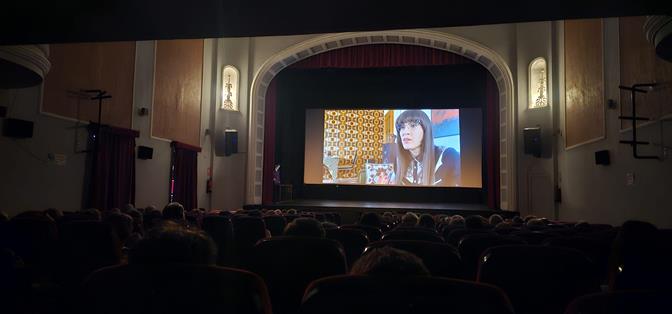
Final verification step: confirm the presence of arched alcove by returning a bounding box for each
[246,30,516,210]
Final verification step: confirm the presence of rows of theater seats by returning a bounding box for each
[1,206,671,314]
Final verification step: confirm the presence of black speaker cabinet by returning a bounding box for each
[137,146,154,159]
[523,127,541,157]
[3,118,34,138]
[224,129,238,156]
[0,106,7,118]
[595,150,610,165]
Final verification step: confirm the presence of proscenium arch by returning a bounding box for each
[246,30,516,210]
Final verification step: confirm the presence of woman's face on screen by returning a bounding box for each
[399,120,424,152]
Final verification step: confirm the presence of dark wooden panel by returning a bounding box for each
[152,39,203,147]
[42,42,136,128]
[619,16,672,129]
[564,19,605,148]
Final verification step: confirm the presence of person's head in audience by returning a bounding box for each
[574,221,590,232]
[401,212,419,226]
[511,216,524,225]
[489,214,503,226]
[273,209,283,216]
[123,203,136,213]
[465,215,485,229]
[129,221,217,265]
[44,208,63,222]
[105,213,134,242]
[283,217,325,238]
[360,212,382,228]
[321,221,338,230]
[80,208,102,221]
[163,202,185,221]
[448,215,464,226]
[494,221,513,231]
[286,208,298,215]
[145,205,158,213]
[523,215,537,223]
[0,211,8,223]
[417,214,435,229]
[350,246,430,277]
[526,218,546,230]
[124,208,144,232]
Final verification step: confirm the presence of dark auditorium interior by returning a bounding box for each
[2,1,672,314]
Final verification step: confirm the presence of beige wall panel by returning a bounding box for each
[152,39,203,146]
[565,19,605,148]
[42,42,136,128]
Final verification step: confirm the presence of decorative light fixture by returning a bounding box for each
[221,65,239,111]
[528,57,548,109]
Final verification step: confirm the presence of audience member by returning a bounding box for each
[286,208,298,215]
[526,218,546,231]
[448,215,464,226]
[489,214,503,226]
[417,214,435,230]
[162,202,186,221]
[401,212,419,226]
[283,217,325,238]
[465,215,486,229]
[350,246,430,277]
[105,213,134,243]
[129,221,217,265]
[80,208,102,221]
[44,208,63,222]
[360,212,383,229]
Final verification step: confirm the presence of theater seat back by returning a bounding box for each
[301,275,514,314]
[249,237,346,314]
[478,245,600,314]
[84,264,272,314]
[366,240,464,279]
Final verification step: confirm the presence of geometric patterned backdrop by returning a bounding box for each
[324,109,384,178]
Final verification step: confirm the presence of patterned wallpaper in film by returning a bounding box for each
[324,110,384,178]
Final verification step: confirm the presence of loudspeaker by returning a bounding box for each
[3,118,34,138]
[523,127,541,157]
[595,150,610,165]
[0,106,7,118]
[137,146,153,159]
[224,129,238,156]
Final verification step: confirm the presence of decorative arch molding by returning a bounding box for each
[246,29,516,210]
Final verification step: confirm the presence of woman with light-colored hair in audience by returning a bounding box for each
[489,214,503,226]
[401,212,419,227]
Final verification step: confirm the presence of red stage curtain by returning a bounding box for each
[262,80,278,204]
[170,141,201,210]
[88,124,139,210]
[262,44,500,209]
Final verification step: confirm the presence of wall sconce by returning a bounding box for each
[222,65,239,111]
[528,57,548,109]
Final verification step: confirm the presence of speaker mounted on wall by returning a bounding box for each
[3,118,34,138]
[595,150,610,165]
[137,146,154,159]
[224,129,238,156]
[523,127,542,158]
